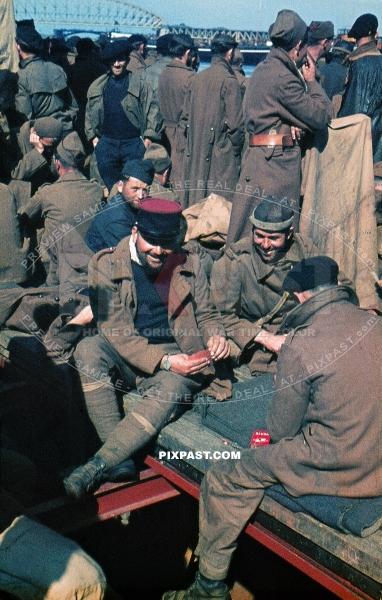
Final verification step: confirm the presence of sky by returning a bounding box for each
[136,0,381,34]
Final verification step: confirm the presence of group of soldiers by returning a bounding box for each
[0,7,382,600]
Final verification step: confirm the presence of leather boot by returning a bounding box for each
[162,572,231,600]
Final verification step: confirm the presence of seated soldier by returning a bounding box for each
[144,142,179,202]
[85,159,154,253]
[163,256,382,600]
[211,198,350,375]
[63,198,231,499]
[10,116,63,195]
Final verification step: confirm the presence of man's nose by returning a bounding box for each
[262,238,272,249]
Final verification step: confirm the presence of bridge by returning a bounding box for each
[14,0,269,44]
[14,0,164,34]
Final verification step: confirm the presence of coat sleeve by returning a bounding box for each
[89,252,168,374]
[278,74,332,132]
[223,75,245,155]
[266,337,312,441]
[15,74,33,122]
[11,148,47,180]
[188,254,227,345]
[210,251,262,350]
[140,79,163,141]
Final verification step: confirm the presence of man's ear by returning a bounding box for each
[131,226,138,243]
[117,180,123,194]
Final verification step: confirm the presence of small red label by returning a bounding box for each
[250,430,271,447]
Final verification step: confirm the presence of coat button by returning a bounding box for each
[206,157,209,162]
[68,297,73,302]
[246,177,250,182]
[38,294,43,298]
[54,296,59,302]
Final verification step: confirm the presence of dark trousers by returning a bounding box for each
[95,136,145,191]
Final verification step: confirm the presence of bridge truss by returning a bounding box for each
[14,0,163,33]
[165,26,270,45]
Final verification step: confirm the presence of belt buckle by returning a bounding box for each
[268,129,277,148]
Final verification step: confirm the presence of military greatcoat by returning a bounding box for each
[182,56,244,206]
[227,46,332,245]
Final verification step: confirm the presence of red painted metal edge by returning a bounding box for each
[245,521,374,600]
[145,456,374,600]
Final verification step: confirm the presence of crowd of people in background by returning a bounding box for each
[0,7,382,600]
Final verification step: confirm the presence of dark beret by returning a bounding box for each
[308,21,334,40]
[250,197,294,231]
[16,25,44,54]
[348,14,378,40]
[121,159,155,185]
[100,39,131,63]
[171,34,195,49]
[137,198,182,242]
[269,9,307,51]
[282,256,339,294]
[211,33,238,53]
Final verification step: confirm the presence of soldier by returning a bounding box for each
[306,20,335,82]
[142,34,174,101]
[182,33,244,206]
[127,34,148,75]
[15,23,78,133]
[227,9,332,245]
[163,256,382,600]
[338,13,382,162]
[158,33,196,207]
[63,198,231,499]
[11,116,63,195]
[19,132,104,244]
[85,39,162,192]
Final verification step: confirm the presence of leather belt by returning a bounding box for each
[249,133,294,147]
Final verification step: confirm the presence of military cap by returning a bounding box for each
[211,33,238,53]
[171,34,195,49]
[348,14,378,40]
[121,159,155,185]
[100,39,131,63]
[308,21,334,40]
[144,144,171,173]
[250,197,294,231]
[282,256,339,293]
[269,9,308,51]
[33,117,63,140]
[156,33,174,55]
[16,24,45,54]
[136,198,182,243]
[56,132,85,168]
[128,34,148,49]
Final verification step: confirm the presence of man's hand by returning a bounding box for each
[92,137,99,148]
[29,129,45,154]
[290,126,304,142]
[68,306,93,325]
[254,330,287,355]
[143,138,152,150]
[207,335,230,361]
[160,353,212,376]
[301,53,316,83]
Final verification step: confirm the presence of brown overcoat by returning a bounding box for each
[227,46,332,245]
[257,285,382,498]
[89,236,232,399]
[182,56,244,206]
[210,234,319,374]
[158,59,195,206]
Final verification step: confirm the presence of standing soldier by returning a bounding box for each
[182,33,244,206]
[127,34,148,75]
[227,10,332,245]
[158,34,196,207]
